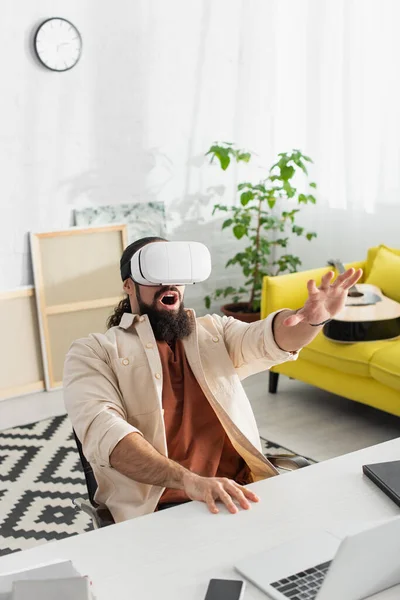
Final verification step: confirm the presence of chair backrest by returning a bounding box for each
[72,429,98,507]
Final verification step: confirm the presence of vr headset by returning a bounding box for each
[121,241,212,286]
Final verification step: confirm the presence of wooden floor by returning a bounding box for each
[244,372,400,461]
[2,373,400,463]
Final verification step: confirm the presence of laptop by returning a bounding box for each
[363,460,400,508]
[235,516,400,600]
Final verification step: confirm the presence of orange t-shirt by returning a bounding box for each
[157,339,251,505]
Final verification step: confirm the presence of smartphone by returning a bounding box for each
[204,578,246,600]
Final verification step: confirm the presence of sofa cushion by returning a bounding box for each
[365,245,400,303]
[365,245,400,280]
[301,333,390,378]
[369,343,400,392]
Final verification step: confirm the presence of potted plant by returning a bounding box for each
[204,143,318,322]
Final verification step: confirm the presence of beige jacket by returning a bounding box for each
[63,309,298,523]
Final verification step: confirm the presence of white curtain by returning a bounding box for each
[145,0,400,219]
[202,0,400,215]
[266,0,400,214]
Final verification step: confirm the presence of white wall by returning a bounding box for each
[0,0,247,314]
[1,0,399,315]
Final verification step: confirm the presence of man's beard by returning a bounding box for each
[135,285,193,343]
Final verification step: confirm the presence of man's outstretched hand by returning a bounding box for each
[282,268,363,327]
[183,472,260,514]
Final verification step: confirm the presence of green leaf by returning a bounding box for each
[274,253,303,275]
[267,198,276,209]
[237,152,251,163]
[240,191,254,206]
[204,296,211,309]
[278,156,289,169]
[298,193,307,204]
[214,289,224,298]
[282,208,300,223]
[233,224,247,239]
[280,165,295,180]
[307,194,317,204]
[242,214,252,227]
[259,238,272,254]
[310,182,317,189]
[222,218,233,229]
[306,232,317,241]
[212,204,228,215]
[206,146,231,170]
[295,160,308,175]
[244,278,255,286]
[223,286,237,297]
[292,225,304,236]
[283,180,296,198]
[303,155,313,162]
[218,151,230,170]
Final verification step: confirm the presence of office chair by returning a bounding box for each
[72,429,115,529]
[267,454,311,471]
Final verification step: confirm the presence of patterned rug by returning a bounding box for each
[0,415,314,557]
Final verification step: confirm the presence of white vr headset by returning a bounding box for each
[121,241,212,286]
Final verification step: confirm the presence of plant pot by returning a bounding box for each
[221,302,260,323]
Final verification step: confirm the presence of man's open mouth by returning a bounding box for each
[158,291,180,309]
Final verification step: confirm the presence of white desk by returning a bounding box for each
[0,439,399,599]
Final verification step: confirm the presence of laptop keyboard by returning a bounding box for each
[270,560,332,599]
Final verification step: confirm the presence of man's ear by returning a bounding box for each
[123,279,135,295]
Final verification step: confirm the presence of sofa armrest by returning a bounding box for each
[261,260,366,319]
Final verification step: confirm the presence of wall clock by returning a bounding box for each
[34,18,82,72]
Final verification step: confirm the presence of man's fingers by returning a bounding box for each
[307,279,319,295]
[224,482,251,510]
[331,267,356,288]
[331,268,354,287]
[230,482,261,505]
[319,271,334,290]
[203,481,260,514]
[236,485,260,503]
[205,492,219,514]
[342,268,363,290]
[218,487,239,514]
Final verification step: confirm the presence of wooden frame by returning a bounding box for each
[0,286,45,400]
[31,224,128,390]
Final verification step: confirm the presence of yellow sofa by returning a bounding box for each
[261,247,400,417]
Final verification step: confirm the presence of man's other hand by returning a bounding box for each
[282,268,363,327]
[183,472,260,514]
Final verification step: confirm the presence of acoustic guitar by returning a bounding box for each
[323,259,400,343]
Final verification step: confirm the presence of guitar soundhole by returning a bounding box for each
[347,291,363,298]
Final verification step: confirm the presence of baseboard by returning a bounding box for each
[0,389,66,431]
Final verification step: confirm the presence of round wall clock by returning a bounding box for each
[34,18,82,72]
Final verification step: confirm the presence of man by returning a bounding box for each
[64,237,362,523]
